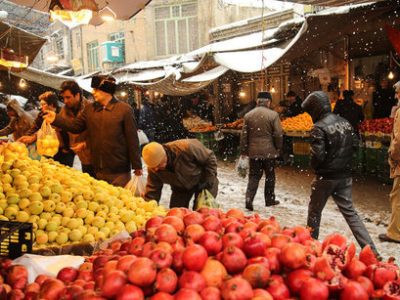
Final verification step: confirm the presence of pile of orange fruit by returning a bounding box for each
[281,113,313,132]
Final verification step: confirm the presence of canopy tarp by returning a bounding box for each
[182,66,229,82]
[6,0,152,26]
[0,21,46,69]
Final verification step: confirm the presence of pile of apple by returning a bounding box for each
[2,207,399,300]
[0,142,166,247]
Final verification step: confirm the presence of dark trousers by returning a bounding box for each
[170,186,200,209]
[53,151,75,167]
[82,164,96,178]
[96,171,131,187]
[307,177,377,253]
[245,158,276,206]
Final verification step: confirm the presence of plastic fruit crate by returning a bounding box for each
[0,221,32,259]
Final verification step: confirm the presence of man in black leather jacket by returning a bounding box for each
[302,91,378,255]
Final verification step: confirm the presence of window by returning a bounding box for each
[87,40,99,72]
[56,38,64,59]
[108,32,125,64]
[155,2,198,56]
[76,32,81,49]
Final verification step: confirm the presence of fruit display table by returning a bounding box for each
[1,207,397,299]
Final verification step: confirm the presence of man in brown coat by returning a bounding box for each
[59,80,94,177]
[240,91,283,211]
[142,139,218,208]
[44,75,142,187]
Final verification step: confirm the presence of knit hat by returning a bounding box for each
[142,142,166,169]
[257,91,272,100]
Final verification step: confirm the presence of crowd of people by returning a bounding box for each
[1,76,399,255]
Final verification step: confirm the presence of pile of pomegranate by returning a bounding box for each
[0,207,399,300]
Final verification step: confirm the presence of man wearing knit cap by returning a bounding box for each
[142,139,218,208]
[240,91,283,211]
[44,75,142,187]
[379,81,400,244]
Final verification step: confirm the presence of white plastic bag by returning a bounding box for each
[235,155,249,178]
[12,254,84,283]
[125,175,146,197]
[138,129,149,146]
[36,120,59,157]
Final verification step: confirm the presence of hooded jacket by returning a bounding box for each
[0,99,34,140]
[302,91,354,179]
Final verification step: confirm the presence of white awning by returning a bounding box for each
[182,66,229,82]
[115,70,166,83]
[213,20,307,73]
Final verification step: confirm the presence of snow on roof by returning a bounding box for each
[313,1,376,15]
[222,0,297,10]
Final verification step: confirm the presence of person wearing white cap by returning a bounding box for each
[142,139,218,208]
[380,81,400,244]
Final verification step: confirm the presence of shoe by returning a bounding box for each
[378,233,400,244]
[245,201,254,211]
[266,201,280,207]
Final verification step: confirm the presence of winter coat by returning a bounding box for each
[240,105,283,159]
[53,97,142,174]
[145,139,218,202]
[373,87,396,119]
[58,97,91,165]
[302,91,354,179]
[389,107,400,178]
[0,100,34,140]
[333,98,364,132]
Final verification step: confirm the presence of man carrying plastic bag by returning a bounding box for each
[142,139,218,209]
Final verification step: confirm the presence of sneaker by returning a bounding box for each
[266,201,280,207]
[378,233,400,244]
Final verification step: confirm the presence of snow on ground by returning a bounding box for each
[157,162,399,262]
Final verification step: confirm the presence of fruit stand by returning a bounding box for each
[1,142,400,299]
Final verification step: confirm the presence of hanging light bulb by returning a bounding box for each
[239,91,246,98]
[120,91,127,97]
[19,78,27,89]
[270,86,276,93]
[388,71,395,80]
[100,7,116,22]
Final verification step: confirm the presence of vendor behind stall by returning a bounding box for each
[373,78,396,119]
[283,91,303,118]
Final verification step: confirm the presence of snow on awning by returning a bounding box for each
[131,74,218,96]
[114,70,166,83]
[213,20,307,73]
[182,66,229,82]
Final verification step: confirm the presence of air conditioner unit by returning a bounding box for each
[101,41,124,63]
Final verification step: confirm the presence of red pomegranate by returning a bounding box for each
[150,249,173,269]
[200,286,222,300]
[221,276,254,300]
[57,267,78,283]
[183,211,204,226]
[116,284,144,300]
[7,265,28,290]
[155,224,178,244]
[202,215,223,232]
[128,257,157,287]
[220,246,248,274]
[346,258,367,279]
[242,263,270,288]
[128,237,146,256]
[279,242,306,269]
[300,278,329,300]
[199,231,223,255]
[286,268,313,294]
[184,224,205,243]
[117,255,137,273]
[383,280,400,300]
[101,270,127,298]
[340,280,369,300]
[163,216,185,233]
[145,216,164,230]
[150,292,174,300]
[178,271,206,292]
[39,278,66,300]
[359,245,378,267]
[182,244,208,271]
[222,232,244,249]
[243,233,270,258]
[174,288,202,300]
[155,268,178,294]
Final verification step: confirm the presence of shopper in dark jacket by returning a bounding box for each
[143,139,218,208]
[284,91,303,117]
[302,91,378,255]
[333,90,364,134]
[45,75,142,187]
[373,78,396,119]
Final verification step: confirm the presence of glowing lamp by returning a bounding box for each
[0,48,28,70]
[388,71,395,80]
[239,91,246,98]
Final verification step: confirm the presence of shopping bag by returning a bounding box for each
[27,142,41,160]
[125,175,146,197]
[36,120,59,157]
[235,155,249,178]
[138,129,149,146]
[194,189,219,210]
